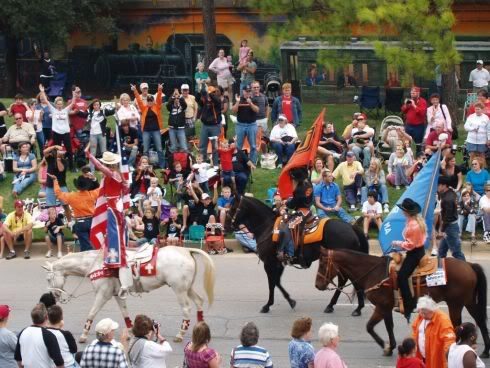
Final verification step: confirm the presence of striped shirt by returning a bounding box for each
[231,345,273,368]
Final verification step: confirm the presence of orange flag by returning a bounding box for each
[277,109,326,199]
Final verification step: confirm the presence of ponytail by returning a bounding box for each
[456,322,477,343]
[397,337,416,357]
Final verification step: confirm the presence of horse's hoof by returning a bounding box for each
[382,348,393,357]
[324,306,334,313]
[173,336,183,343]
[288,299,297,309]
[260,305,270,313]
[351,309,362,317]
[480,351,490,359]
[79,336,87,344]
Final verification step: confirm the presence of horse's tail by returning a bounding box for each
[471,263,487,321]
[188,248,215,306]
[351,224,369,254]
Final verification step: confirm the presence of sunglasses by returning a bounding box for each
[357,118,365,121]
[472,163,479,166]
[15,117,22,120]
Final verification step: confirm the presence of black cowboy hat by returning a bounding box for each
[397,198,421,215]
[73,176,94,191]
[289,167,308,181]
[438,176,452,186]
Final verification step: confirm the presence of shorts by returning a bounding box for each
[466,143,487,153]
[221,170,235,182]
[48,233,64,243]
[217,75,234,89]
[46,186,68,206]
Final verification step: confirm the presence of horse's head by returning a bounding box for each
[225,195,242,233]
[315,249,338,291]
[42,260,67,302]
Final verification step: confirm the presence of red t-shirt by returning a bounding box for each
[467,100,490,117]
[68,98,88,131]
[10,104,28,122]
[218,147,234,171]
[396,356,425,368]
[401,97,427,126]
[281,96,294,123]
[426,129,452,148]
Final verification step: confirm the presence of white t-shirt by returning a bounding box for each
[89,111,105,135]
[269,123,298,142]
[362,201,382,216]
[48,105,71,134]
[133,340,172,368]
[479,195,490,210]
[464,113,490,145]
[208,57,232,79]
[448,342,486,368]
[26,110,43,132]
[418,319,430,358]
[469,68,490,88]
[351,126,375,142]
[147,186,163,207]
[192,163,210,183]
[117,105,140,128]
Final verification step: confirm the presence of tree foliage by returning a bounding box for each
[253,0,461,86]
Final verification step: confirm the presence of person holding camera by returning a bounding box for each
[127,314,172,368]
[130,155,156,198]
[167,88,188,153]
[198,86,222,166]
[382,125,412,152]
[401,87,427,154]
[424,120,452,157]
[269,114,298,168]
[348,113,374,169]
[425,93,452,139]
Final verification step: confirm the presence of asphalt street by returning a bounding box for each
[3,251,490,368]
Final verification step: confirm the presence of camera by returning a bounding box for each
[152,320,160,331]
[451,144,460,154]
[406,99,412,104]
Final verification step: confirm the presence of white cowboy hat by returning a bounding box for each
[99,151,121,165]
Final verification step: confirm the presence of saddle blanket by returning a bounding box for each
[272,217,328,245]
[131,245,159,277]
[389,256,446,292]
[89,268,118,281]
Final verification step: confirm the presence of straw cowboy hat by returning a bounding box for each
[99,151,121,165]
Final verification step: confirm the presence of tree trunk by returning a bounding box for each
[202,0,217,68]
[441,66,459,133]
[5,34,18,96]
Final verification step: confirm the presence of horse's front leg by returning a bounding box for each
[80,282,114,343]
[276,263,296,309]
[366,305,386,353]
[382,309,397,356]
[261,260,277,313]
[115,295,133,329]
[324,275,346,313]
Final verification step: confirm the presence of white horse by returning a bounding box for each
[42,246,215,343]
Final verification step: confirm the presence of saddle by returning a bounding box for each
[388,254,445,306]
[272,216,328,249]
[126,243,154,265]
[127,244,159,291]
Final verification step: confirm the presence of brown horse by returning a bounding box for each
[315,249,490,358]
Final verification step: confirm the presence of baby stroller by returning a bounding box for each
[264,72,282,106]
[376,115,404,161]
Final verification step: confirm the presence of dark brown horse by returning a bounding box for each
[229,196,369,314]
[315,249,490,358]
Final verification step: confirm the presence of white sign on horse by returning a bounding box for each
[109,249,119,263]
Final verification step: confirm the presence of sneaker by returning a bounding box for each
[57,252,63,259]
[484,232,490,243]
[277,164,282,169]
[350,204,356,211]
[396,185,401,190]
[45,250,52,258]
[24,251,30,259]
[217,248,228,255]
[6,251,16,260]
[208,249,217,255]
[383,203,390,213]
[431,249,438,257]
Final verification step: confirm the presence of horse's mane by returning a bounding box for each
[239,196,275,228]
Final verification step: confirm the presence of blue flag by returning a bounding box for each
[379,149,441,255]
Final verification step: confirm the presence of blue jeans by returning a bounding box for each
[438,222,465,261]
[142,130,165,168]
[36,131,45,155]
[361,184,389,204]
[279,223,295,257]
[123,146,138,167]
[405,124,425,153]
[236,122,258,164]
[73,218,93,252]
[46,186,68,206]
[200,124,221,165]
[317,207,353,223]
[343,174,363,206]
[271,141,295,164]
[235,171,249,195]
[13,173,37,195]
[351,145,371,168]
[169,128,188,152]
[234,231,257,252]
[89,133,107,171]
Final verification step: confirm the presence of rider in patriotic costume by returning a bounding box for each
[87,147,132,299]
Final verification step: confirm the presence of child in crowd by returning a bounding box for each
[138,199,162,246]
[147,177,164,210]
[138,199,153,219]
[218,139,236,189]
[45,207,65,258]
[238,39,251,64]
[192,153,211,193]
[126,209,143,244]
[458,189,478,245]
[396,337,425,368]
[217,186,234,229]
[387,145,412,189]
[165,207,183,245]
[361,191,382,238]
[46,305,78,368]
[168,161,186,205]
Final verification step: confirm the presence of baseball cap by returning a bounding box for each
[277,114,288,122]
[346,151,355,158]
[0,305,11,319]
[201,193,211,200]
[140,82,149,90]
[411,86,421,93]
[244,85,252,92]
[477,60,484,65]
[181,84,190,90]
[95,318,119,334]
[14,200,24,208]
[357,113,367,120]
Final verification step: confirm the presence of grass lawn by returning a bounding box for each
[0,98,466,241]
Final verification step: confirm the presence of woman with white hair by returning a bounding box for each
[411,296,456,368]
[314,322,347,368]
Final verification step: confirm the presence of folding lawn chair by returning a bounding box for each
[184,224,205,248]
[359,86,382,118]
[384,88,404,116]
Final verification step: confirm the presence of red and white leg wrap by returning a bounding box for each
[124,317,133,328]
[197,310,204,322]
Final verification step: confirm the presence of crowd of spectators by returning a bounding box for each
[0,294,485,367]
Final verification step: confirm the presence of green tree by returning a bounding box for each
[254,0,461,126]
[0,0,121,95]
